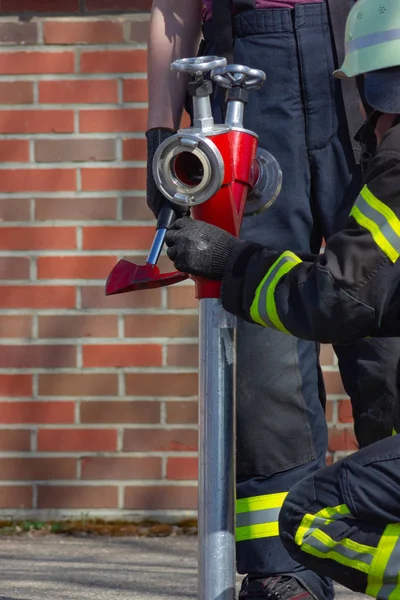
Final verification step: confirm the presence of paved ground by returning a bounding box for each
[0,536,369,600]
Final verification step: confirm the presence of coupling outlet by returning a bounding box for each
[245,148,283,216]
[152,131,225,208]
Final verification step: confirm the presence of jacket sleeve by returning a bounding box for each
[221,132,400,343]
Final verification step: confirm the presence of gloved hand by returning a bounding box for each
[165,217,241,280]
[146,127,177,218]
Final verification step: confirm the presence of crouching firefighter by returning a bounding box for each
[164,1,400,597]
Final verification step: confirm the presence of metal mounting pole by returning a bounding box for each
[198,297,237,600]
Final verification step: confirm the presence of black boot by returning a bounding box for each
[239,575,317,600]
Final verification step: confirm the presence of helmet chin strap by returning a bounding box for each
[354,75,383,179]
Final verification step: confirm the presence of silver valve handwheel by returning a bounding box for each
[171,56,227,76]
[211,64,266,90]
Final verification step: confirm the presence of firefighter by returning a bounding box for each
[165,0,400,349]
[165,4,400,594]
[147,0,400,598]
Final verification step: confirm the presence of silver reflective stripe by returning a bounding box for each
[347,27,400,53]
[307,535,375,566]
[256,252,299,329]
[236,507,280,529]
[378,537,400,599]
[354,194,400,254]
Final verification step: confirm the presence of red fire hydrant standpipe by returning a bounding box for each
[105,55,282,600]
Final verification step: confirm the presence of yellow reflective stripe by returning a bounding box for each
[311,528,376,557]
[350,205,399,263]
[361,186,400,239]
[315,504,351,520]
[301,543,371,575]
[350,185,400,263]
[294,504,351,546]
[236,522,279,542]
[250,251,302,332]
[236,492,288,514]
[366,524,400,597]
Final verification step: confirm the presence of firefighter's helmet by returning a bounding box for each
[334,0,400,113]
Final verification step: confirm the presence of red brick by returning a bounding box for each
[0,345,75,369]
[80,49,147,73]
[166,401,198,425]
[37,256,117,280]
[121,197,151,220]
[326,453,334,466]
[0,0,79,11]
[323,371,346,395]
[167,457,198,480]
[81,456,161,480]
[0,170,76,193]
[123,80,148,103]
[338,400,354,424]
[0,402,74,424]
[122,138,146,161]
[39,373,118,397]
[127,18,150,44]
[0,430,31,452]
[0,140,29,162]
[167,344,198,367]
[0,286,75,309]
[35,139,116,163]
[38,429,117,452]
[124,485,197,510]
[0,257,30,280]
[325,400,334,424]
[83,344,162,367]
[328,428,358,452]
[35,197,117,221]
[0,82,33,104]
[0,486,32,509]
[0,458,76,480]
[0,110,74,134]
[0,22,37,45]
[124,315,198,338]
[44,20,123,44]
[83,226,153,249]
[167,286,198,309]
[0,316,32,338]
[0,52,74,75]
[80,400,160,424]
[39,80,118,104]
[37,485,117,509]
[0,199,30,221]
[86,0,152,9]
[80,109,147,132]
[38,315,118,338]
[81,285,161,309]
[320,344,334,366]
[126,373,198,397]
[123,428,197,452]
[0,375,32,397]
[0,227,75,250]
[81,167,145,191]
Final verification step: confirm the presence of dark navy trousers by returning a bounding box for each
[280,435,400,599]
[199,3,400,599]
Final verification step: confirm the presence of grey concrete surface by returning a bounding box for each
[0,535,369,600]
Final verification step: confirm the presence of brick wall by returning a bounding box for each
[0,0,354,521]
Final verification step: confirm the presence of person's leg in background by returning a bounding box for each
[279,435,400,598]
[204,5,333,599]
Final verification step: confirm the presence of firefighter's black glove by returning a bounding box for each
[146,127,177,218]
[165,217,241,280]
